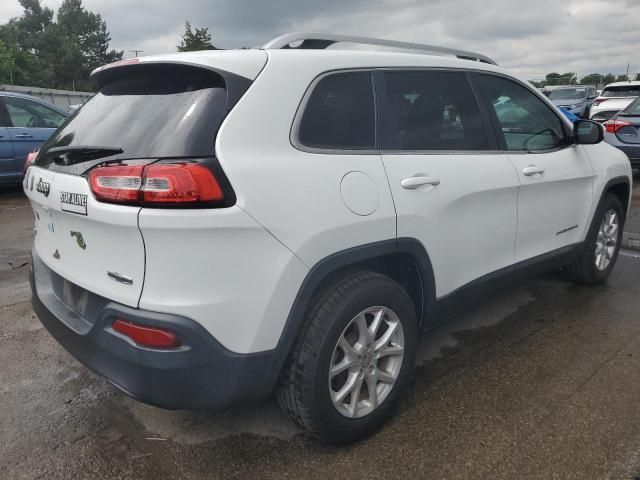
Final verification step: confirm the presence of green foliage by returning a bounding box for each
[602,73,616,85]
[0,0,122,90]
[615,74,629,82]
[579,73,602,86]
[0,40,15,83]
[177,21,216,52]
[544,72,577,86]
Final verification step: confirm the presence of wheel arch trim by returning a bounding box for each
[266,237,436,388]
[598,175,631,215]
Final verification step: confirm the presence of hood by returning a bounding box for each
[550,98,586,107]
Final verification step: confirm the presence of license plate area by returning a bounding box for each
[62,279,89,318]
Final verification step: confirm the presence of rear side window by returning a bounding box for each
[380,70,489,151]
[475,74,569,151]
[297,71,375,150]
[37,64,229,166]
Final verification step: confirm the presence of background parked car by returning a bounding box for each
[548,85,597,118]
[0,92,68,186]
[590,81,640,123]
[603,95,640,169]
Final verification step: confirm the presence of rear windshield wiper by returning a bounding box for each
[45,145,124,166]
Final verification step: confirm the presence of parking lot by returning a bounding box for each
[1,173,639,480]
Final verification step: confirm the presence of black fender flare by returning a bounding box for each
[264,237,436,389]
[596,175,631,215]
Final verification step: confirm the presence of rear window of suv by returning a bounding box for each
[602,85,640,97]
[37,64,230,167]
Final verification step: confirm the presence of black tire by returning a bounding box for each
[565,193,625,285]
[277,270,418,444]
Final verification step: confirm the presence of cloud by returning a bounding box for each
[1,0,638,79]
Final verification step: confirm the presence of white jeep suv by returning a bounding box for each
[25,33,632,443]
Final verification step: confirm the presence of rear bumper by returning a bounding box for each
[30,251,278,410]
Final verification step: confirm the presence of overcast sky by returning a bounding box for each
[1,0,638,80]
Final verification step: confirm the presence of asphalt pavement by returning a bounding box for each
[1,173,640,480]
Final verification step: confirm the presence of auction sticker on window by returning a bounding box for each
[60,192,88,215]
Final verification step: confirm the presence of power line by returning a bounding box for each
[129,49,144,57]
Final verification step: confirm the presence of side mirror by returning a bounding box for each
[574,119,603,145]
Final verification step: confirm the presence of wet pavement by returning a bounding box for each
[1,174,640,480]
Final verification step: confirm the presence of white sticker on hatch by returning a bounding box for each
[60,192,88,215]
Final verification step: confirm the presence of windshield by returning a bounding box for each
[549,88,587,100]
[36,64,229,170]
[602,85,640,97]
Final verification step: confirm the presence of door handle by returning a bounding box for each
[15,133,33,139]
[522,165,545,176]
[400,175,441,189]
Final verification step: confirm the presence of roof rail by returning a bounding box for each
[263,32,497,66]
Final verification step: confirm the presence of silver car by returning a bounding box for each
[603,96,640,169]
[547,85,597,119]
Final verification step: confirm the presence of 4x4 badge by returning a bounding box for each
[36,178,50,197]
[70,231,87,250]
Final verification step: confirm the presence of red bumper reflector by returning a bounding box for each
[112,319,181,348]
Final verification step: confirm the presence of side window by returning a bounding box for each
[475,74,569,151]
[4,96,67,129]
[298,71,375,150]
[380,70,490,151]
[0,100,11,127]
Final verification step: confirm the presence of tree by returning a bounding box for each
[0,0,121,90]
[580,73,602,86]
[57,0,121,69]
[177,22,216,52]
[0,40,14,83]
[615,74,629,82]
[602,73,616,85]
[635,73,640,81]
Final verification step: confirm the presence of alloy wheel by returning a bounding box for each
[328,306,405,418]
[595,208,619,271]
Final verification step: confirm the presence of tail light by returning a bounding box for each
[592,97,608,107]
[23,149,38,176]
[604,118,634,133]
[89,162,223,206]
[112,319,181,349]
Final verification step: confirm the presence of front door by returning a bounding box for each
[377,70,520,299]
[473,73,595,263]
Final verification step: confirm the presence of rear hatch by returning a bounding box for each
[26,55,265,307]
[25,166,144,306]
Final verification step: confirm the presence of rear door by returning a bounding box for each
[0,101,15,183]
[0,127,14,184]
[378,69,520,299]
[473,73,595,263]
[3,96,67,177]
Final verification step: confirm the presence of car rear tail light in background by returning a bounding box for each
[604,118,634,133]
[23,149,38,176]
[88,162,223,206]
[592,98,608,107]
[112,319,181,349]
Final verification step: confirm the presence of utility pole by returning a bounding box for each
[129,49,144,57]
